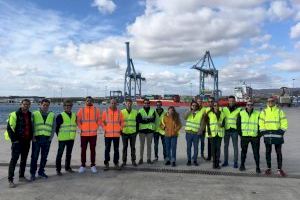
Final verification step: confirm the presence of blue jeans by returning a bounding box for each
[30,136,51,176]
[165,136,178,162]
[186,132,200,162]
[223,130,239,163]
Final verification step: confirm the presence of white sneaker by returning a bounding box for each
[78,166,86,173]
[91,166,97,173]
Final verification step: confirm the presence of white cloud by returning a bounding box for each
[290,22,300,39]
[127,0,266,65]
[250,34,272,45]
[294,41,300,49]
[268,1,294,21]
[92,0,116,14]
[274,58,300,72]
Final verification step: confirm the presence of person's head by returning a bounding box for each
[168,106,175,116]
[245,100,254,112]
[208,97,215,107]
[125,99,133,110]
[156,100,162,109]
[196,98,203,108]
[213,101,219,112]
[20,99,31,112]
[228,95,236,107]
[85,96,93,106]
[110,98,117,110]
[63,99,73,113]
[40,98,50,113]
[267,97,275,108]
[143,99,150,108]
[190,101,199,111]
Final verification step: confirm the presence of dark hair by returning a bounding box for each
[190,100,199,109]
[125,99,133,103]
[208,96,215,101]
[156,100,162,104]
[40,98,50,104]
[63,99,73,106]
[86,96,93,100]
[228,95,235,99]
[143,98,150,103]
[21,99,31,104]
[168,106,181,125]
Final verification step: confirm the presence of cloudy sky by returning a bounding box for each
[1,0,300,97]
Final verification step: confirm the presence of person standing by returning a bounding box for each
[237,101,261,174]
[161,106,182,167]
[202,102,225,169]
[137,99,156,165]
[30,98,55,180]
[5,99,33,188]
[55,100,77,176]
[77,96,101,173]
[259,97,288,176]
[183,101,205,166]
[121,99,138,167]
[153,100,167,161]
[102,98,124,170]
[222,95,241,168]
[196,98,206,159]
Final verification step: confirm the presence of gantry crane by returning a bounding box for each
[124,42,146,100]
[191,51,220,99]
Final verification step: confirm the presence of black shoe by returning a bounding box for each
[132,161,137,167]
[205,157,211,161]
[147,159,154,164]
[19,176,30,182]
[215,165,221,169]
[193,161,199,166]
[38,173,48,179]
[138,159,143,165]
[154,157,158,162]
[239,165,246,171]
[104,163,109,171]
[30,175,36,182]
[256,168,261,174]
[9,180,16,188]
[121,163,126,168]
[171,162,176,167]
[165,161,171,166]
[233,162,238,169]
[57,171,63,176]
[66,168,75,173]
[115,164,121,170]
[186,161,191,166]
[222,162,228,167]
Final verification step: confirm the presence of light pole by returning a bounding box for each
[190,82,193,97]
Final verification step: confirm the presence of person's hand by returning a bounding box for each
[278,129,285,135]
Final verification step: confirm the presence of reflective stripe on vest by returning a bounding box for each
[104,109,122,137]
[185,108,205,133]
[79,106,99,136]
[58,112,77,141]
[33,111,55,137]
[240,110,260,137]
[139,108,155,131]
[155,110,166,135]
[223,107,241,130]
[206,111,225,138]
[259,106,288,131]
[121,109,137,134]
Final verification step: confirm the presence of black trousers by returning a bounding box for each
[56,140,74,172]
[240,136,260,168]
[207,138,212,159]
[104,137,120,165]
[8,140,31,181]
[122,134,137,163]
[265,143,282,169]
[211,136,222,167]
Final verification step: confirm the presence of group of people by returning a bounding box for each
[5,95,288,188]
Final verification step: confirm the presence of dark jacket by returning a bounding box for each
[136,107,156,133]
[7,108,33,142]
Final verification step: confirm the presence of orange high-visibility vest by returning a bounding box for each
[102,108,124,138]
[77,106,101,137]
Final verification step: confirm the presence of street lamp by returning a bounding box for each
[292,79,295,96]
